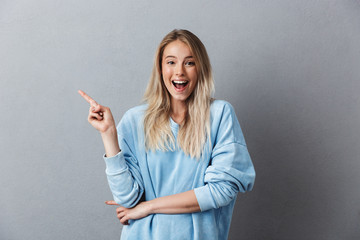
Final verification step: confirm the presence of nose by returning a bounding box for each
[175,63,184,76]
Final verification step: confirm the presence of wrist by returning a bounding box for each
[144,200,155,215]
[100,125,120,158]
[100,125,117,136]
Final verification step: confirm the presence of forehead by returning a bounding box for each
[163,40,193,58]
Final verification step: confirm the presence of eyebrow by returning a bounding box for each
[164,55,194,59]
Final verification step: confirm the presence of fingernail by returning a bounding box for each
[92,107,95,111]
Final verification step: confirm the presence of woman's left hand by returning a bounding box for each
[105,201,152,225]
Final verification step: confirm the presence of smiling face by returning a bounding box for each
[161,40,198,106]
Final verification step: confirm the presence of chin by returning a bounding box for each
[171,94,190,102]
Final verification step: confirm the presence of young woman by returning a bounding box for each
[79,29,255,240]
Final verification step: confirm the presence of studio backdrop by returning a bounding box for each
[1,1,359,239]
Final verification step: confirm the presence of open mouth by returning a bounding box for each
[172,80,189,90]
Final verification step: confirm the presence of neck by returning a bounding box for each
[170,99,187,124]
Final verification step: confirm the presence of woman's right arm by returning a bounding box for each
[78,90,144,207]
[100,122,120,158]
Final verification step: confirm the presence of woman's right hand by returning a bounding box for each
[78,90,116,134]
[78,90,120,157]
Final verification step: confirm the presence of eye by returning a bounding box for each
[167,61,175,65]
[185,61,195,66]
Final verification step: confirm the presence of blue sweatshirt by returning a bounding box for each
[103,100,255,240]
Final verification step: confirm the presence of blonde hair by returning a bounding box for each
[143,29,214,159]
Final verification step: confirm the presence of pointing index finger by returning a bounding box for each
[78,90,98,106]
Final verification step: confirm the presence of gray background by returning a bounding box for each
[1,0,359,239]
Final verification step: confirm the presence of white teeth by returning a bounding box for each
[173,80,188,84]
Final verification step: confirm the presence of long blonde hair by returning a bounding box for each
[143,29,214,159]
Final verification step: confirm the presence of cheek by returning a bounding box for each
[162,66,172,79]
[190,71,198,84]
[162,69,172,89]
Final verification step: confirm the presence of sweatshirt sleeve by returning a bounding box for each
[103,112,144,208]
[194,102,256,212]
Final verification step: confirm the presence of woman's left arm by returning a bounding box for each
[106,190,200,225]
[106,142,253,225]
